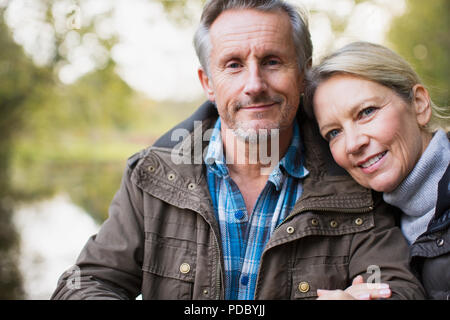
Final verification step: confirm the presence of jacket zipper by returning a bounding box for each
[214,236,222,300]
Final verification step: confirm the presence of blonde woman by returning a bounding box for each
[305,41,449,300]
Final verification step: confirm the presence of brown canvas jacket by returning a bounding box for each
[51,102,425,300]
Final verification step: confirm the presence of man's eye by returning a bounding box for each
[359,107,377,118]
[264,59,280,66]
[227,62,241,69]
[326,129,340,141]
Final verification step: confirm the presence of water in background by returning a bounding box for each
[13,194,100,300]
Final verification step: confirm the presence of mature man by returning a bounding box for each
[52,0,424,300]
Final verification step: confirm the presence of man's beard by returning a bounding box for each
[221,93,296,143]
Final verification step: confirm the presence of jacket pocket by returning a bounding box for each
[141,232,197,299]
[291,264,349,299]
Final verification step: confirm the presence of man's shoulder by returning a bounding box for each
[127,100,218,170]
[127,148,151,170]
[152,100,218,149]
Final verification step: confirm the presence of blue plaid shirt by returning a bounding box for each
[205,118,309,300]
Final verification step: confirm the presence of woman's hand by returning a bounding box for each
[316,275,392,300]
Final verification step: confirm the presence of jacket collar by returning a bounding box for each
[132,101,373,214]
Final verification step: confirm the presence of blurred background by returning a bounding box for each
[0,0,448,299]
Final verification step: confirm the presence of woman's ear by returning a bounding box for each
[411,84,432,127]
[198,68,215,102]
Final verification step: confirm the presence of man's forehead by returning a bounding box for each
[209,8,292,41]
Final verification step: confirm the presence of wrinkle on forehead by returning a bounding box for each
[211,8,290,33]
[209,9,295,61]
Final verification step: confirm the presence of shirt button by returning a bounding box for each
[235,210,245,220]
[179,263,191,274]
[241,275,249,286]
[298,282,310,293]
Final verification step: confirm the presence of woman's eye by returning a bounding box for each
[359,107,377,118]
[326,129,340,141]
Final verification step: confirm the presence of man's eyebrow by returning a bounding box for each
[217,50,243,64]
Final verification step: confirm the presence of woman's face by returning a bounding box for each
[313,74,432,192]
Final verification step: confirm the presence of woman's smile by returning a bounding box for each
[313,74,432,192]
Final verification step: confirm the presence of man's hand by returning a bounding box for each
[316,275,392,300]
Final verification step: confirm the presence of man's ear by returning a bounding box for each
[412,84,432,127]
[198,68,215,102]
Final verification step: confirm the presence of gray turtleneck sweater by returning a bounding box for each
[383,129,450,245]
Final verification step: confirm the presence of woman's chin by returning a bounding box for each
[355,176,400,193]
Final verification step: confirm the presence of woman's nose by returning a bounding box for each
[345,129,369,154]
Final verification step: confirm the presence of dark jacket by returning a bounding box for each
[51,101,425,300]
[410,163,450,300]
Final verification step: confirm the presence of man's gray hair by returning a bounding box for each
[194,0,312,77]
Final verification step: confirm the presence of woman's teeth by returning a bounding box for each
[360,151,387,168]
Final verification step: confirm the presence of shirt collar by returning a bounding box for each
[204,117,309,188]
[268,120,309,190]
[204,118,228,177]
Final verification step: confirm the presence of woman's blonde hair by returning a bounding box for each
[305,41,449,132]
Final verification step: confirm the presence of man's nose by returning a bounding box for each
[345,128,369,155]
[243,64,267,97]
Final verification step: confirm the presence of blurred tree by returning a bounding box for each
[11,60,138,223]
[388,0,449,109]
[1,0,202,298]
[0,12,53,299]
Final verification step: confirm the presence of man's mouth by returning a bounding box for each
[242,103,276,110]
[235,95,284,112]
[359,151,387,168]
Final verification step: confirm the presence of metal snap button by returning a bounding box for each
[180,263,191,274]
[188,183,196,190]
[203,289,209,296]
[168,173,176,181]
[148,165,155,173]
[311,218,319,226]
[286,226,295,234]
[298,282,310,293]
[436,238,444,247]
[355,218,363,226]
[330,220,338,228]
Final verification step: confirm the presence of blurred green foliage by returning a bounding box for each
[0,15,44,299]
[10,59,200,223]
[0,1,200,298]
[388,0,449,109]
